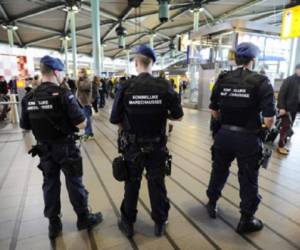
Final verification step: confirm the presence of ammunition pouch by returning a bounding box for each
[112,156,129,182]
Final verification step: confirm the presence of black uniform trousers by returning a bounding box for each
[207,128,262,216]
[121,143,170,225]
[39,143,89,219]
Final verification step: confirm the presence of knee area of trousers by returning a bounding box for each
[146,171,165,182]
[212,162,230,173]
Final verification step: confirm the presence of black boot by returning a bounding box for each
[236,214,264,234]
[206,201,217,219]
[154,221,168,237]
[48,216,62,239]
[118,219,134,238]
[77,212,103,231]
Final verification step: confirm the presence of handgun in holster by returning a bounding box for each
[258,125,272,169]
[259,145,272,169]
[118,132,129,154]
[165,149,172,176]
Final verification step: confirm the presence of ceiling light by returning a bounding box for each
[190,7,204,13]
[1,24,18,30]
[158,0,169,23]
[63,6,79,13]
[116,24,127,49]
[63,0,82,13]
[60,35,71,41]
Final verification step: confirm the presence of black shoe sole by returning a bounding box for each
[236,224,264,234]
[118,221,134,238]
[208,212,217,219]
[154,229,165,237]
[77,215,103,231]
[48,229,62,239]
[206,206,217,219]
[154,221,168,237]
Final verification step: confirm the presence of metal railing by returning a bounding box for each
[0,94,20,124]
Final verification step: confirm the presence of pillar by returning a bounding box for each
[150,34,155,49]
[70,10,78,78]
[7,28,14,48]
[160,54,164,69]
[231,31,238,49]
[91,0,101,76]
[101,44,105,74]
[63,39,69,74]
[126,49,130,75]
[218,35,223,61]
[193,10,200,32]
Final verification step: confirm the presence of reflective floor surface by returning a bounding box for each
[1,108,300,250]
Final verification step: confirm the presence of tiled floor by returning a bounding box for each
[1,108,300,250]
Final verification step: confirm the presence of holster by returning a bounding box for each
[112,156,128,182]
[117,131,129,154]
[259,145,272,169]
[29,144,52,173]
[60,155,83,177]
[164,149,172,176]
[259,127,269,142]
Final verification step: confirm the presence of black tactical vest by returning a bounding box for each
[26,83,76,142]
[123,74,169,137]
[218,68,265,130]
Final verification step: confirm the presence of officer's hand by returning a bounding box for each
[279,109,287,116]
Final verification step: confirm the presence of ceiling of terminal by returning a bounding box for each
[0,0,290,59]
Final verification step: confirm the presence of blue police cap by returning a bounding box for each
[40,55,64,71]
[136,45,156,63]
[236,42,260,58]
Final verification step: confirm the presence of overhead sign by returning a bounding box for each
[281,5,300,39]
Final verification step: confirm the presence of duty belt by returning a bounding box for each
[221,125,259,134]
[38,134,80,145]
[125,133,162,144]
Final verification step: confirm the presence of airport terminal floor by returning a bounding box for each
[1,107,300,250]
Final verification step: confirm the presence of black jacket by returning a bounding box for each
[0,80,8,95]
[277,74,300,113]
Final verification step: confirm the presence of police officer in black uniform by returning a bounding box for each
[20,56,102,239]
[110,45,183,238]
[206,43,275,234]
